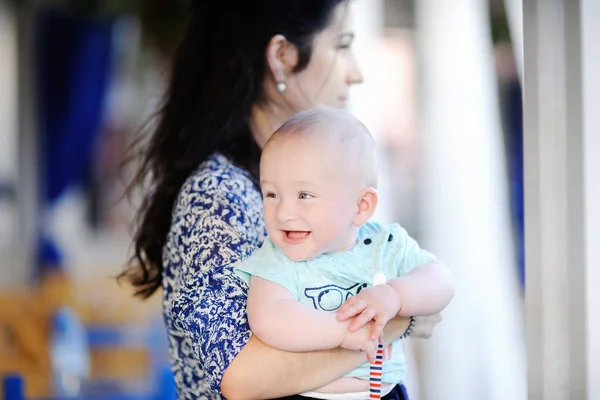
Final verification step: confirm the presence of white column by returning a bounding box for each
[415,0,526,399]
[0,2,19,286]
[14,0,41,286]
[581,1,600,397]
[524,0,600,398]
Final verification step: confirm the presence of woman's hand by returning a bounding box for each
[410,312,443,338]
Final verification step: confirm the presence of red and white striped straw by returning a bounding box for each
[369,272,387,400]
[369,342,385,399]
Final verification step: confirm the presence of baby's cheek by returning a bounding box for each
[328,208,350,225]
[263,211,279,234]
[318,223,338,238]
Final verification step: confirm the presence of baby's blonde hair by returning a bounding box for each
[265,107,378,188]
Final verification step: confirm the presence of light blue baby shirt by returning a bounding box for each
[236,221,435,385]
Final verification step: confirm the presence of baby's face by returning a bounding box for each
[260,135,361,261]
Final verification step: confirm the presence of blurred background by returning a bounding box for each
[0,0,527,399]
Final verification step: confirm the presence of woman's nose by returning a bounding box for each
[347,54,364,85]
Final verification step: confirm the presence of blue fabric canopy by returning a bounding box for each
[36,9,115,270]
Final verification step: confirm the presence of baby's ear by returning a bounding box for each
[353,188,379,226]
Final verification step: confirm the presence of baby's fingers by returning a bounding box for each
[348,307,377,332]
[337,297,367,321]
[365,340,378,363]
[370,315,389,340]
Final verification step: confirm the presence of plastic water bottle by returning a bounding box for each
[50,307,91,397]
[2,374,25,400]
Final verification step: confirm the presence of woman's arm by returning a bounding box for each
[221,316,411,400]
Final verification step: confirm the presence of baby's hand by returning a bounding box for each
[336,284,402,340]
[340,320,381,363]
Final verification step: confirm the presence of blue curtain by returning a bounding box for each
[36,9,115,270]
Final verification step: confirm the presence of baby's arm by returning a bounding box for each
[387,227,455,317]
[248,276,378,356]
[247,276,346,351]
[387,259,454,317]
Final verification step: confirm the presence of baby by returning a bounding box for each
[236,108,454,399]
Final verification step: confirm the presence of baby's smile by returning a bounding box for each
[283,230,311,244]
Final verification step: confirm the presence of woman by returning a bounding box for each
[124,1,423,399]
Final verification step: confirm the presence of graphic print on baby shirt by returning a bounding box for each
[304,283,368,311]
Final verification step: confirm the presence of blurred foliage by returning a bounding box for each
[490,2,512,44]
[491,16,511,44]
[134,0,190,57]
[38,0,513,59]
[52,0,192,57]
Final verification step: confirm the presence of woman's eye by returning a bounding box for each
[265,192,277,199]
[298,193,313,200]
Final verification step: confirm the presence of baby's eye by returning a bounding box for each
[298,193,313,200]
[264,192,278,199]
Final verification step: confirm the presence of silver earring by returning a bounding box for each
[276,82,287,93]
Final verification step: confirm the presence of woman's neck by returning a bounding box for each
[249,102,291,149]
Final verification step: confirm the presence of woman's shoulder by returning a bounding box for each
[170,153,264,238]
[182,153,258,196]
[175,153,261,212]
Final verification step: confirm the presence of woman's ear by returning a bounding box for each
[353,188,379,226]
[266,34,299,86]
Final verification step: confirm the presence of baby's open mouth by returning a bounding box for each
[284,231,310,242]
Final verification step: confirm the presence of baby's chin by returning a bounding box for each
[280,241,351,262]
[283,248,321,263]
[285,251,316,262]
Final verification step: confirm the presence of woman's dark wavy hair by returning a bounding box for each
[122,0,349,298]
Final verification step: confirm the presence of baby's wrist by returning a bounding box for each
[333,313,351,346]
[384,282,404,315]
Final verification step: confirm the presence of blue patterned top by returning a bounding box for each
[162,153,266,399]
